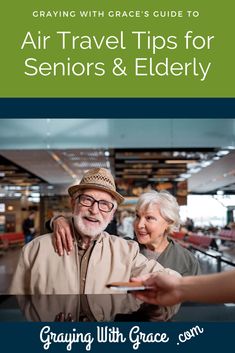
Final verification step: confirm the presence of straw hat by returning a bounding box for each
[68,168,124,204]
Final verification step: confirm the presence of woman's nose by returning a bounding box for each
[136,218,145,229]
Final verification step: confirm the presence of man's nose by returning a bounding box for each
[88,201,99,214]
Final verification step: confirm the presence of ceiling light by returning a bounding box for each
[13,193,22,197]
[67,153,76,158]
[165,160,197,164]
[31,186,40,190]
[149,178,169,182]
[190,167,202,174]
[180,173,191,179]
[8,186,22,190]
[201,160,213,167]
[217,150,229,156]
[123,175,148,179]
[31,193,40,198]
[225,146,235,150]
[50,151,77,180]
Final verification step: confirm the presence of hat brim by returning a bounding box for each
[68,183,124,205]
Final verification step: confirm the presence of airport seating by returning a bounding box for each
[171,232,185,241]
[181,233,235,272]
[0,237,9,256]
[171,232,213,250]
[219,229,235,241]
[170,232,189,248]
[0,232,24,248]
[186,234,213,248]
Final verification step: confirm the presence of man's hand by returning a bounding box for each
[131,273,183,306]
[55,312,74,322]
[52,217,74,256]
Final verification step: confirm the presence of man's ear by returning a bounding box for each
[108,214,114,225]
[110,208,117,221]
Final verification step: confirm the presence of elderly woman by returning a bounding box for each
[51,190,200,277]
[134,190,200,276]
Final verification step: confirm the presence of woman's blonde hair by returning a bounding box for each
[136,190,181,234]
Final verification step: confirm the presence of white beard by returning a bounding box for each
[73,213,110,238]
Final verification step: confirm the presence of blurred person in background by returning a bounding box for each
[22,211,36,244]
[185,217,194,232]
[117,210,135,240]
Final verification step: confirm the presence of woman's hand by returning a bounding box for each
[132,273,183,306]
[52,217,74,256]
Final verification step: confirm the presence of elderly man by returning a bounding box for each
[9,168,179,294]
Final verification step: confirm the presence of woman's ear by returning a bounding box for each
[165,220,171,232]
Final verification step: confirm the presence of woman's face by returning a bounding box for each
[134,204,169,246]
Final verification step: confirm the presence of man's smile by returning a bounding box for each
[84,216,100,223]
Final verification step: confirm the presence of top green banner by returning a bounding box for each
[1,0,234,97]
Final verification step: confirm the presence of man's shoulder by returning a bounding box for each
[23,233,53,251]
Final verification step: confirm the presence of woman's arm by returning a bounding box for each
[51,216,74,256]
[133,270,235,305]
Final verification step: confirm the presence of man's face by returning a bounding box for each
[72,188,116,238]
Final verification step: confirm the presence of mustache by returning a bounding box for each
[73,213,102,223]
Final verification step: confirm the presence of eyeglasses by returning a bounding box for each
[76,194,114,213]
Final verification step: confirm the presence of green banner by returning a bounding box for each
[1,0,234,97]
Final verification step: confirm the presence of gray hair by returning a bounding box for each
[136,190,180,234]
